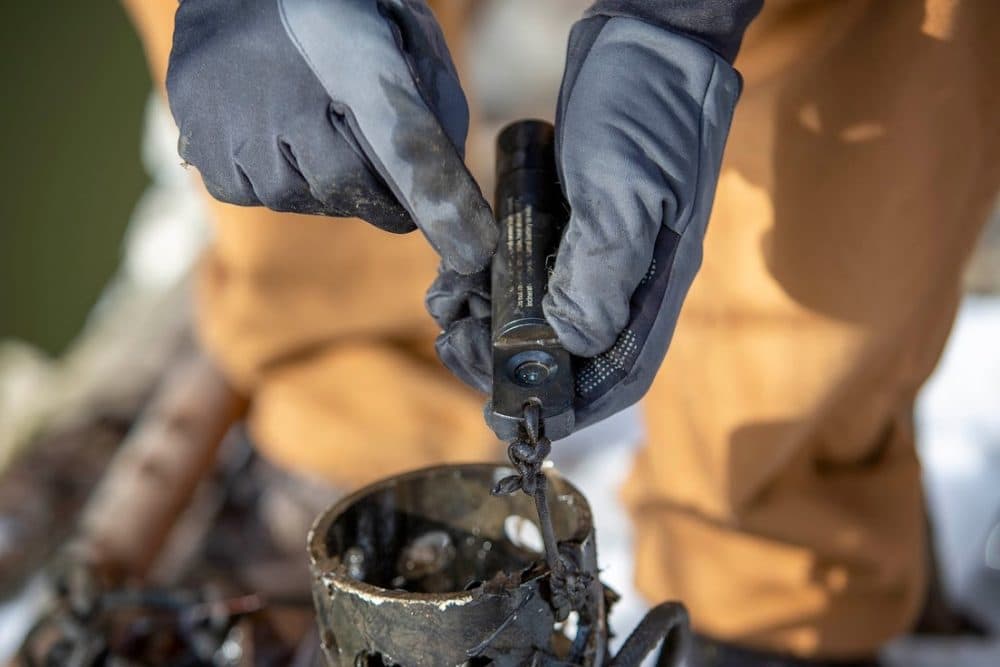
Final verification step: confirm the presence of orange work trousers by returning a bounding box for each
[124,0,1000,659]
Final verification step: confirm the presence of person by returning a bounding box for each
[124,1,1000,665]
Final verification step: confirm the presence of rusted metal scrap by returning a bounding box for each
[309,464,605,666]
[17,586,265,667]
[309,463,690,667]
[0,414,130,600]
[14,439,325,667]
[10,347,258,666]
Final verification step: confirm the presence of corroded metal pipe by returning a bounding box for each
[308,464,608,666]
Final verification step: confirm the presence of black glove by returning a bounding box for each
[167,0,496,274]
[429,13,744,429]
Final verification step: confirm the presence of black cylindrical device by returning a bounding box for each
[487,120,574,441]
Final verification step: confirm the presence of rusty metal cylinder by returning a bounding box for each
[308,464,608,666]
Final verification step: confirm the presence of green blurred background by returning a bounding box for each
[0,3,150,356]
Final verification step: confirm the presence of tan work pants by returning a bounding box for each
[627,0,1000,658]
[125,0,1000,659]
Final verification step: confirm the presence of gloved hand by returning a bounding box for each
[167,0,495,274]
[430,12,744,430]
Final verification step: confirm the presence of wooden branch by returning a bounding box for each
[67,346,246,581]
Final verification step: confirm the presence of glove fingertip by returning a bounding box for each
[434,317,493,394]
[543,291,619,358]
[435,334,491,394]
[437,203,498,275]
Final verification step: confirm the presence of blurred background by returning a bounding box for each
[0,3,149,356]
[0,2,998,665]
